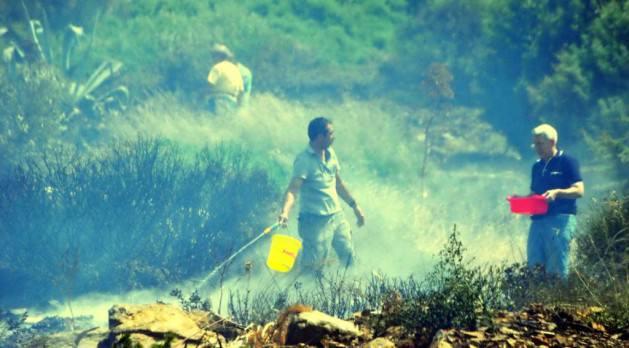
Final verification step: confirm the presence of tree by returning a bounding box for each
[419,62,454,196]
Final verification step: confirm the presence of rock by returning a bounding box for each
[364,337,396,347]
[285,309,364,346]
[429,329,453,348]
[100,303,223,347]
[108,303,202,338]
[187,309,244,340]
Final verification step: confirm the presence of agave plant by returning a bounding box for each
[67,59,129,117]
[3,1,128,118]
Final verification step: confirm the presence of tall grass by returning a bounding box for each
[574,193,629,329]
[0,138,281,306]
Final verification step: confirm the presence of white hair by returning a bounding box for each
[532,124,558,143]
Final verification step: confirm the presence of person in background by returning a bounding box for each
[207,44,243,115]
[528,123,584,278]
[278,116,365,277]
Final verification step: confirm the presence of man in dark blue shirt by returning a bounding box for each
[528,124,584,278]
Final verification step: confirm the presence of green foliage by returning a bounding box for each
[228,288,289,325]
[86,0,405,100]
[577,192,628,281]
[225,228,508,335]
[383,227,507,341]
[0,309,32,348]
[2,1,128,116]
[0,63,72,166]
[500,263,582,309]
[0,139,281,300]
[525,0,628,146]
[587,96,629,191]
[574,193,629,330]
[1,2,627,331]
[0,2,129,167]
[170,289,212,312]
[4,0,626,177]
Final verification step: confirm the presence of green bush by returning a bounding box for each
[224,228,508,337]
[382,228,506,343]
[0,63,72,167]
[0,139,281,304]
[84,0,403,100]
[577,193,629,283]
[574,193,629,329]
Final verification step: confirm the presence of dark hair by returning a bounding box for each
[308,117,332,141]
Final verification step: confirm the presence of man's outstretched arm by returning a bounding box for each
[544,181,584,201]
[278,177,304,225]
[336,174,365,227]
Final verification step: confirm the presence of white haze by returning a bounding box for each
[25,92,535,326]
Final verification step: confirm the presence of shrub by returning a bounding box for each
[0,138,281,305]
[574,192,629,330]
[382,227,507,343]
[0,63,72,167]
[224,227,508,337]
[86,0,402,100]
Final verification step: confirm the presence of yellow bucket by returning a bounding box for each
[266,234,302,272]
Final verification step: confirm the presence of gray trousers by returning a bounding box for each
[298,212,354,276]
[208,94,237,115]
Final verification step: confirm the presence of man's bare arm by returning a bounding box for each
[336,175,356,206]
[278,177,304,225]
[544,181,584,201]
[336,174,365,227]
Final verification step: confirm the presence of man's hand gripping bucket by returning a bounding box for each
[267,234,302,272]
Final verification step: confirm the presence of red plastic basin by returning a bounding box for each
[507,194,548,215]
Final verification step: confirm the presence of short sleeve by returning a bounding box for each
[292,155,309,180]
[564,156,583,185]
[207,66,219,85]
[329,148,341,175]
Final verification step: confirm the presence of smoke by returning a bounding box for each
[109,92,531,274]
[24,92,534,326]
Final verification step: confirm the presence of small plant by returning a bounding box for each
[169,289,211,312]
[228,289,289,325]
[0,309,31,348]
[380,226,508,345]
[501,263,570,308]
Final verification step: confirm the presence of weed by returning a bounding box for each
[170,289,211,312]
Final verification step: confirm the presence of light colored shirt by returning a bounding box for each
[292,145,342,216]
[207,60,244,99]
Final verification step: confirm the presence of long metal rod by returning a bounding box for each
[196,223,280,289]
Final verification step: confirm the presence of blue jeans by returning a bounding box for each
[298,212,354,276]
[527,214,576,278]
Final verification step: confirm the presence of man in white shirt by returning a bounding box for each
[207,44,243,115]
[278,117,365,277]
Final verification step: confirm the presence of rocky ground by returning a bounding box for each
[6,302,628,347]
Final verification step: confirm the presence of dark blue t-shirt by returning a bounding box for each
[530,150,582,218]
